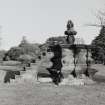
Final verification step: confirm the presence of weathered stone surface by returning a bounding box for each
[64,20,77,44]
[61,48,94,78]
[62,49,74,73]
[75,49,93,77]
[37,43,95,85]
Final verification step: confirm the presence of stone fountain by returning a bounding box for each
[38,20,97,85]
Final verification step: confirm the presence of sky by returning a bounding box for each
[0,0,105,50]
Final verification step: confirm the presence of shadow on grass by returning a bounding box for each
[4,71,20,83]
[93,75,105,83]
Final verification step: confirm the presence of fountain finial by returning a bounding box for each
[64,20,77,44]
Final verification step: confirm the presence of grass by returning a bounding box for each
[0,82,105,105]
[0,63,105,105]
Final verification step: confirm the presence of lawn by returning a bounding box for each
[0,82,105,105]
[0,64,105,105]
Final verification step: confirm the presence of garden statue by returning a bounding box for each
[64,20,77,44]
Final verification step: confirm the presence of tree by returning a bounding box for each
[7,47,23,60]
[91,26,105,64]
[19,36,29,47]
[19,36,41,58]
[86,10,105,64]
[18,54,32,67]
[7,36,41,61]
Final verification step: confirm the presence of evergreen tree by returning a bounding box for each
[91,26,105,64]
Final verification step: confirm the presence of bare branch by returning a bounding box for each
[98,10,105,17]
[84,10,105,27]
[84,23,102,27]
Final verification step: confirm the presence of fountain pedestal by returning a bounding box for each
[37,20,96,85]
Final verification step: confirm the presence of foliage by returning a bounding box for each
[6,47,23,60]
[46,36,67,45]
[19,36,29,47]
[18,54,32,65]
[38,36,67,55]
[91,26,105,64]
[6,36,41,61]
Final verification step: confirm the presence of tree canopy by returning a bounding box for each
[91,26,105,64]
[6,36,41,61]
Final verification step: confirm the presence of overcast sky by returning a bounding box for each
[0,0,105,50]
